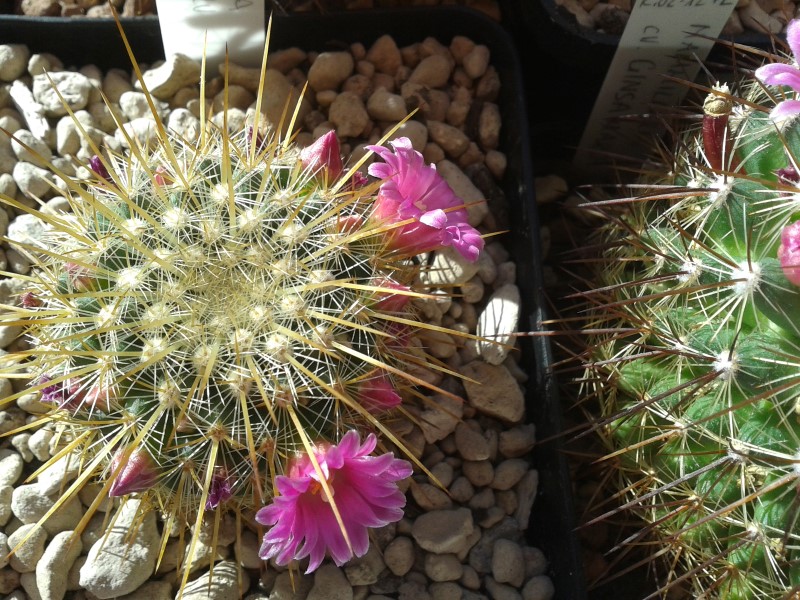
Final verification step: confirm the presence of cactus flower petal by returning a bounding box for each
[367,137,484,262]
[108,448,159,497]
[755,21,800,122]
[255,430,412,573]
[755,63,800,89]
[39,376,66,405]
[300,130,343,181]
[779,220,800,285]
[788,17,800,60]
[769,99,800,123]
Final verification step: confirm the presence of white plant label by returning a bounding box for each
[574,0,737,181]
[155,0,266,71]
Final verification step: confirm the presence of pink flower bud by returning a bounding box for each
[89,155,112,182]
[19,292,41,308]
[65,263,93,291]
[206,468,233,510]
[372,278,412,312]
[84,384,114,412]
[348,171,369,189]
[336,214,364,235]
[780,221,800,285]
[778,165,800,184]
[356,369,402,413]
[108,447,159,497]
[247,125,266,151]
[300,131,343,181]
[153,165,172,187]
[382,321,412,351]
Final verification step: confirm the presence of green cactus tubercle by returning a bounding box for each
[583,34,800,599]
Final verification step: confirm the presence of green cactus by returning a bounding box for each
[25,124,403,499]
[0,25,487,587]
[581,25,800,600]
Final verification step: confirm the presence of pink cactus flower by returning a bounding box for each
[256,430,412,572]
[355,369,403,413]
[779,220,800,285]
[755,19,800,122]
[108,447,159,497]
[300,130,343,181]
[367,137,484,262]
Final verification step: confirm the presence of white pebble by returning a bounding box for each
[0,449,23,487]
[492,539,525,587]
[180,560,248,600]
[0,45,30,82]
[36,530,82,600]
[477,284,520,365]
[80,500,161,599]
[8,523,47,573]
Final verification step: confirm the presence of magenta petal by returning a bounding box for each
[788,19,800,61]
[770,99,800,122]
[419,209,448,229]
[256,430,411,572]
[444,222,485,262]
[779,220,800,285]
[367,161,394,180]
[756,63,800,89]
[40,376,67,405]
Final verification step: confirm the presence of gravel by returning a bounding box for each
[0,27,555,600]
[550,0,795,38]
[6,0,501,20]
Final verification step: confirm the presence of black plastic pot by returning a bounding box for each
[0,7,584,599]
[500,0,783,175]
